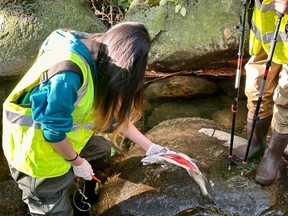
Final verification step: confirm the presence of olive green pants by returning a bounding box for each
[9,135,111,216]
[245,47,288,133]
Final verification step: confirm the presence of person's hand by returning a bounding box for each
[146,143,174,156]
[275,0,288,15]
[72,158,94,180]
[143,143,176,166]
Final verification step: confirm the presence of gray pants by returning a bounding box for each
[9,135,111,216]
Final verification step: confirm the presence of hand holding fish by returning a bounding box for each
[144,143,176,165]
[145,143,176,156]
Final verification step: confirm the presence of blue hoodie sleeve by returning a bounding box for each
[31,72,81,142]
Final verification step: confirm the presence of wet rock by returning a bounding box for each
[144,76,218,100]
[91,117,288,216]
[0,117,287,215]
[146,100,201,131]
[0,150,10,182]
[0,180,28,216]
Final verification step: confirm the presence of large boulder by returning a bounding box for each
[125,0,249,72]
[0,0,249,79]
[0,0,107,78]
[144,76,218,100]
[91,118,288,216]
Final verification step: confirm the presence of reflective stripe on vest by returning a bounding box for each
[2,51,95,178]
[4,110,94,131]
[249,0,288,64]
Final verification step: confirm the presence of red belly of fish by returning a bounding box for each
[162,154,195,171]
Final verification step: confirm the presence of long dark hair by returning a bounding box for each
[92,22,151,142]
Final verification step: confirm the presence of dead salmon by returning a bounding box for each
[141,151,215,204]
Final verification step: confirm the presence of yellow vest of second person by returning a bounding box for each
[249,0,288,64]
[2,50,95,178]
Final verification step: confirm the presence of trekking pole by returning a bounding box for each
[242,12,284,166]
[228,0,251,169]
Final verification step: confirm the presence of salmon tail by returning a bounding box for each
[200,192,217,206]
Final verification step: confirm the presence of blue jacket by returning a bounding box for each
[30,30,96,142]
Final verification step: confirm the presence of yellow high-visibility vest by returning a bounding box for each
[2,46,95,178]
[249,0,288,64]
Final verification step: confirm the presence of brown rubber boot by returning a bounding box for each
[233,115,272,160]
[254,131,288,185]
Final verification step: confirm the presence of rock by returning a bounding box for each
[1,116,287,215]
[91,117,288,216]
[144,76,218,99]
[0,0,107,78]
[146,101,201,130]
[0,180,28,216]
[0,150,10,182]
[125,0,248,71]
